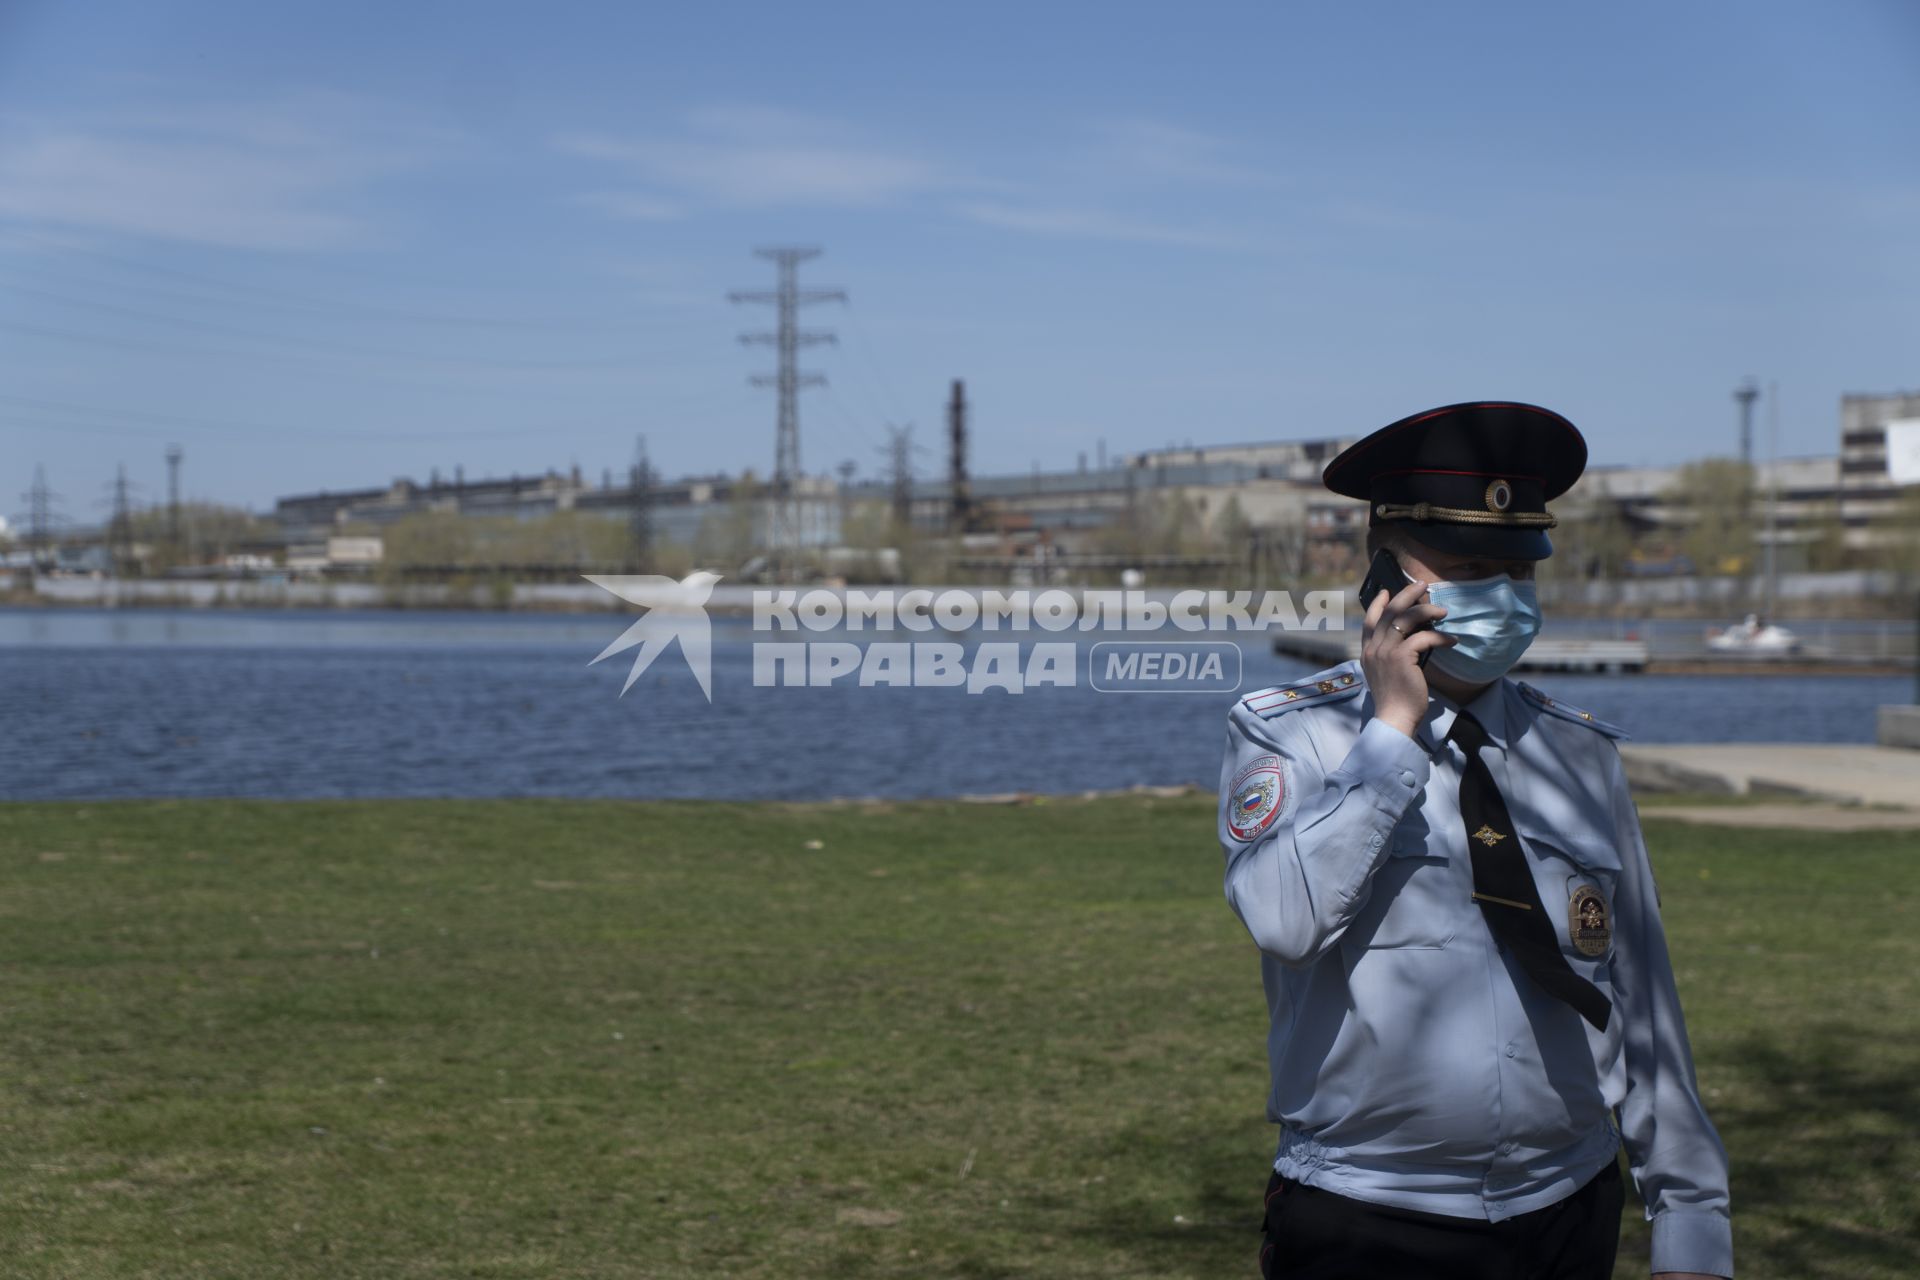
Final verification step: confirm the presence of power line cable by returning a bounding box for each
[840,300,914,426]
[3,228,678,331]
[816,384,883,452]
[1,265,696,335]
[0,383,767,444]
[1,286,642,369]
[0,317,631,372]
[826,306,898,430]
[0,413,553,444]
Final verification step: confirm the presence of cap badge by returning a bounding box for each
[1485,479,1513,512]
[1568,885,1611,957]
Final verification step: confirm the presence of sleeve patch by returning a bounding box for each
[1227,755,1287,842]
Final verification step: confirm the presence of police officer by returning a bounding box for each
[1218,403,1732,1279]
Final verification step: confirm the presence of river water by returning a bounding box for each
[1,608,1909,801]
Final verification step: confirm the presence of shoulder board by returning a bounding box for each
[1516,682,1629,740]
[1241,662,1364,720]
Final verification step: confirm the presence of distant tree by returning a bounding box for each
[1669,459,1757,578]
[840,497,909,581]
[1873,487,1920,582]
[691,472,763,572]
[1554,481,1636,584]
[490,511,626,570]
[1154,491,1208,555]
[382,511,477,570]
[1799,496,1852,573]
[131,502,277,572]
[1213,494,1252,563]
[1089,489,1202,560]
[645,542,696,580]
[1090,485,1149,561]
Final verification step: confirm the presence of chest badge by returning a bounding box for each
[1472,825,1507,847]
[1567,886,1611,957]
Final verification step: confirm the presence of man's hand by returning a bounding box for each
[1360,577,1452,739]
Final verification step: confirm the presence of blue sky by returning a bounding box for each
[1,0,1916,513]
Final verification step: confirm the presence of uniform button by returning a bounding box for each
[1398,770,1415,787]
[1504,1044,1517,1058]
[1499,1141,1515,1156]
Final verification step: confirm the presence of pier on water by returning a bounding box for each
[1270,632,1650,674]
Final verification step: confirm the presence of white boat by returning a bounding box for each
[1705,614,1800,656]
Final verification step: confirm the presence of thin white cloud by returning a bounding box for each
[957,201,1248,250]
[0,93,425,251]
[678,103,847,141]
[1088,118,1284,190]
[599,257,725,308]
[556,106,955,209]
[574,191,684,222]
[952,118,1275,249]
[560,105,1268,249]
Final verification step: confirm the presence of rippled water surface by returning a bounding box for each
[2,608,1908,800]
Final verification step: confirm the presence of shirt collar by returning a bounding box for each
[1419,679,1510,753]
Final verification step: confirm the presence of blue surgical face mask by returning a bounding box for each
[1423,574,1542,684]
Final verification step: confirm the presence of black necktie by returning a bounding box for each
[1448,711,1612,1032]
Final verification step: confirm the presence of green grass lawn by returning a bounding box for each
[0,796,1914,1279]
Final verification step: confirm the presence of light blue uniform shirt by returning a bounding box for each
[1218,662,1732,1278]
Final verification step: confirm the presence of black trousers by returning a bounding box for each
[1258,1159,1624,1280]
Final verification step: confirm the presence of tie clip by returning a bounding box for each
[1472,892,1533,911]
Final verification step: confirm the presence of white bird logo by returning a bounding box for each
[584,571,723,700]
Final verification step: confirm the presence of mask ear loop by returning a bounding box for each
[1427,573,1513,592]
[1388,553,1431,592]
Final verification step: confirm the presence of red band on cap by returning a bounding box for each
[1372,467,1543,482]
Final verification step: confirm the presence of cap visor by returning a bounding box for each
[1387,521,1554,561]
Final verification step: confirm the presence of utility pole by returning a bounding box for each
[948,379,972,536]
[165,444,183,552]
[628,434,657,570]
[22,466,59,568]
[107,463,136,575]
[836,458,857,542]
[1763,381,1780,622]
[1733,378,1760,467]
[880,424,916,530]
[730,247,845,575]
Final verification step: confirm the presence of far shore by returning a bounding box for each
[5,576,1917,625]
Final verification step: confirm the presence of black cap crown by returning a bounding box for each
[1322,401,1587,560]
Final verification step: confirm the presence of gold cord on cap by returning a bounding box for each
[1374,502,1558,528]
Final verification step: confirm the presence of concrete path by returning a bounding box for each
[1642,803,1920,830]
[1621,744,1920,809]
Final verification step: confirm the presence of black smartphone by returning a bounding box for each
[1359,549,1431,667]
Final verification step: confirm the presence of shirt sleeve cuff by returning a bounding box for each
[1342,717,1431,812]
[1650,1209,1733,1277]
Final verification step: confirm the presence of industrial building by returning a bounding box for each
[1839,391,1920,545]
[251,388,1917,579]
